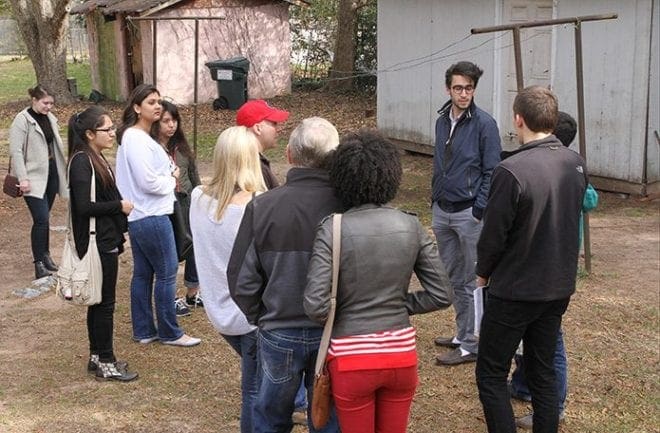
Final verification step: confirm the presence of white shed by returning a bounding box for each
[377,0,659,195]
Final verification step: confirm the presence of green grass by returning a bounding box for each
[0,57,92,103]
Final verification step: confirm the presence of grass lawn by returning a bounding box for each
[0,57,92,104]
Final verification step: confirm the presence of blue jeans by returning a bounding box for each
[476,295,569,433]
[432,203,481,353]
[255,328,340,433]
[511,328,568,412]
[223,331,259,433]
[128,215,183,342]
[24,159,58,262]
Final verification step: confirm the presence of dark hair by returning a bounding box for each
[151,100,194,160]
[329,129,402,209]
[513,86,558,133]
[445,61,484,88]
[554,111,577,147]
[67,106,114,188]
[117,83,160,143]
[28,84,51,100]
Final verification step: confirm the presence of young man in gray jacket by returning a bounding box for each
[432,61,502,365]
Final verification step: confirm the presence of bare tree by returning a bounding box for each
[327,0,371,91]
[8,0,74,103]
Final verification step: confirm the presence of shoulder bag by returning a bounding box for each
[56,153,103,306]
[311,213,342,430]
[3,126,28,198]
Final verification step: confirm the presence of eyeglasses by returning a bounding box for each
[95,126,117,133]
[451,85,475,95]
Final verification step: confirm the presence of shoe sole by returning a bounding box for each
[95,372,139,382]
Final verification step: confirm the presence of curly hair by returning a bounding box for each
[329,129,402,209]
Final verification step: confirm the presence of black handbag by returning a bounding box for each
[169,199,193,262]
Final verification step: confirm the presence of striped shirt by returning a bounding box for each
[328,327,418,372]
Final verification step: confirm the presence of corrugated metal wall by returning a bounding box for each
[377,0,659,193]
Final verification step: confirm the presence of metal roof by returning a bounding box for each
[70,0,309,15]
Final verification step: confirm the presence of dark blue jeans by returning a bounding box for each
[24,159,58,262]
[255,328,340,433]
[128,215,183,342]
[511,328,568,412]
[223,331,259,433]
[476,295,569,433]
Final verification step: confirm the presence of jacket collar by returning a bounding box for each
[437,99,476,121]
[285,167,332,187]
[500,134,562,160]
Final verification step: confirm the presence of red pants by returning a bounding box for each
[328,360,418,433]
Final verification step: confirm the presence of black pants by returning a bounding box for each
[476,294,570,433]
[87,251,118,362]
[23,159,58,262]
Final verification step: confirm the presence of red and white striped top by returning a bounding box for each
[328,327,418,372]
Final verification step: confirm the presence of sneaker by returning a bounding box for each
[516,410,565,430]
[87,354,128,373]
[186,293,204,308]
[95,361,138,382]
[134,336,159,344]
[435,347,477,366]
[161,334,201,347]
[175,297,191,317]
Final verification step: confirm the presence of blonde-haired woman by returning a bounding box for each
[189,126,266,433]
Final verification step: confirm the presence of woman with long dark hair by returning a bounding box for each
[8,84,68,279]
[151,100,202,316]
[67,106,138,381]
[116,84,201,347]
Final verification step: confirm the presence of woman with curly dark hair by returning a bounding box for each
[304,129,453,433]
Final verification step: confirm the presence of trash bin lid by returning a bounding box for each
[205,56,250,72]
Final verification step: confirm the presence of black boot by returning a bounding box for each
[43,253,58,272]
[34,261,52,279]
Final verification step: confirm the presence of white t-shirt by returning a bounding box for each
[115,127,176,222]
[189,187,256,336]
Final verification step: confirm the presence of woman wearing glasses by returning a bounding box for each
[8,85,68,279]
[67,106,138,381]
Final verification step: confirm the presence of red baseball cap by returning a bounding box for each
[236,99,289,127]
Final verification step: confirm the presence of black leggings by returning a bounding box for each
[87,251,118,362]
[23,159,58,262]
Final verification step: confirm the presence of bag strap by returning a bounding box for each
[314,213,342,377]
[67,152,97,234]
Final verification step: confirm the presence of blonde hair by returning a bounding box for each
[203,126,267,220]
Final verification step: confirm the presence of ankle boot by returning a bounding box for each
[34,261,52,279]
[95,361,138,382]
[42,253,58,272]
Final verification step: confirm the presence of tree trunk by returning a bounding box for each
[9,0,74,103]
[327,0,363,92]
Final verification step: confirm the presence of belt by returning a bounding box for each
[437,198,474,213]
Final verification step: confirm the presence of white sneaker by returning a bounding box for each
[161,334,201,347]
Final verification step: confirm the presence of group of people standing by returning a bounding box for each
[7,56,590,432]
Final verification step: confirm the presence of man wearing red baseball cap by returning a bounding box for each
[236,99,289,189]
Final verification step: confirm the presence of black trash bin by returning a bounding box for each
[205,56,250,110]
